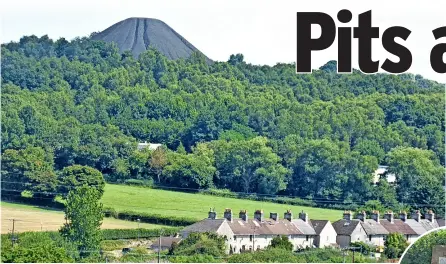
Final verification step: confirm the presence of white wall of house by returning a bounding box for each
[406,234,418,244]
[216,222,235,254]
[315,223,337,248]
[367,235,385,247]
[227,234,314,254]
[290,235,314,250]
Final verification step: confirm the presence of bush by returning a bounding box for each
[228,248,304,263]
[350,241,375,255]
[105,210,197,226]
[1,231,77,263]
[101,227,180,240]
[169,254,220,263]
[199,188,237,198]
[103,207,118,218]
[124,179,154,188]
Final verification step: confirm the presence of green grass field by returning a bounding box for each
[101,184,342,222]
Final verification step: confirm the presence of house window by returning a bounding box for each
[306,235,309,241]
[233,235,236,240]
[242,245,246,252]
[369,235,372,241]
[249,235,253,241]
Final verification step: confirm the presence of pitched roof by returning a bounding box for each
[181,219,225,234]
[291,219,317,235]
[360,220,389,235]
[379,219,417,235]
[332,220,361,235]
[310,220,329,235]
[404,219,440,235]
[227,219,308,235]
[437,219,445,227]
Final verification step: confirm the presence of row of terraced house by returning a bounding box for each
[179,209,444,254]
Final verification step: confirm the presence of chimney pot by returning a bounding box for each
[284,210,293,221]
[224,208,233,222]
[208,208,217,220]
[343,210,352,221]
[356,211,367,222]
[399,211,407,222]
[254,209,264,222]
[384,211,394,223]
[299,211,308,223]
[371,210,380,223]
[270,212,279,221]
[239,210,248,222]
[425,210,435,223]
[411,211,421,222]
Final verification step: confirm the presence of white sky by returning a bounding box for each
[1,0,445,82]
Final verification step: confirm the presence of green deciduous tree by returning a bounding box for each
[387,147,445,215]
[60,185,104,259]
[1,146,57,198]
[1,232,77,263]
[268,235,293,251]
[384,233,409,259]
[58,165,105,197]
[169,232,226,258]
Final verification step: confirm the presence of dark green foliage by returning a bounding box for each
[123,178,154,187]
[227,248,302,263]
[1,231,77,263]
[58,165,105,197]
[1,35,444,214]
[169,254,221,263]
[169,232,227,258]
[1,146,57,198]
[104,209,197,226]
[101,227,180,240]
[350,241,375,255]
[268,235,293,251]
[401,229,446,264]
[384,233,409,259]
[60,185,103,259]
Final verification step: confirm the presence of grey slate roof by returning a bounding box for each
[437,219,445,227]
[404,219,439,235]
[291,219,317,235]
[181,219,225,234]
[332,220,361,235]
[360,220,389,235]
[228,218,311,235]
[310,220,329,235]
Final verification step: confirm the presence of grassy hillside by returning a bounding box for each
[101,184,342,222]
[1,201,167,233]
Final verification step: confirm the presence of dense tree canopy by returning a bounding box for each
[1,35,444,214]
